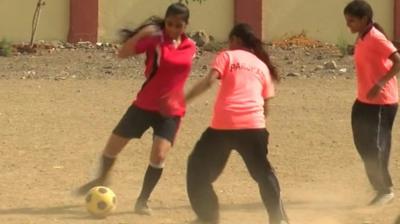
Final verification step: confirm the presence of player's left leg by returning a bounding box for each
[236,129,289,224]
[134,136,172,215]
[134,115,180,215]
[369,104,397,205]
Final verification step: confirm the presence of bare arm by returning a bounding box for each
[378,52,400,85]
[117,25,160,59]
[185,69,220,104]
[367,52,400,99]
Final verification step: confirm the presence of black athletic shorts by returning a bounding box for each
[113,105,181,144]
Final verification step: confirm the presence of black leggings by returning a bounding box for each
[186,128,287,224]
[352,100,398,193]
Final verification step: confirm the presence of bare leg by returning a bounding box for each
[76,134,130,195]
[134,136,172,215]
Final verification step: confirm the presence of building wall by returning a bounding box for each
[0,0,69,42]
[98,0,234,42]
[0,0,395,44]
[263,0,394,43]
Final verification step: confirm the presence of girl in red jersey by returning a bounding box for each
[77,3,196,215]
[344,0,400,206]
[184,24,288,224]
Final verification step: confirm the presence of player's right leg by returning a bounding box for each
[187,128,231,224]
[76,134,129,195]
[76,105,150,195]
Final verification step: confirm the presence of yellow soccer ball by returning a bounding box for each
[85,186,117,218]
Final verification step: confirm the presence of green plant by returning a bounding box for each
[0,38,12,57]
[336,35,349,56]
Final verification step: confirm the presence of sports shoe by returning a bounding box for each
[369,191,394,206]
[75,177,107,196]
[134,199,152,216]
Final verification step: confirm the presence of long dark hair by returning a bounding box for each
[343,0,386,37]
[120,3,190,42]
[229,23,279,82]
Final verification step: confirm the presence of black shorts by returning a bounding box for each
[113,105,181,144]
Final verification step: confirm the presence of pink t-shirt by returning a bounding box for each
[354,27,398,105]
[210,49,275,129]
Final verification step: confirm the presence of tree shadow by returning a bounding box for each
[152,199,357,213]
[0,204,150,220]
[0,204,84,216]
[0,199,359,222]
[394,215,400,224]
[0,204,94,220]
[285,200,358,211]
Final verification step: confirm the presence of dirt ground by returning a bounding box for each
[1,45,400,224]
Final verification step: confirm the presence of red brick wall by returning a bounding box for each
[68,0,98,43]
[69,0,400,44]
[394,0,400,46]
[234,0,263,39]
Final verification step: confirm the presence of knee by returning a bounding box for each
[249,172,264,183]
[150,147,169,168]
[250,167,275,184]
[187,154,211,185]
[188,151,203,168]
[150,137,172,167]
[150,153,167,168]
[187,154,202,177]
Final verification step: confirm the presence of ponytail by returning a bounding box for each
[373,22,387,38]
[253,42,279,82]
[119,16,164,43]
[229,23,279,82]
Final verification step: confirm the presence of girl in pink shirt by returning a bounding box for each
[344,0,400,206]
[76,3,196,215]
[184,24,288,224]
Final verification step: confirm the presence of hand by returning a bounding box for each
[367,83,383,100]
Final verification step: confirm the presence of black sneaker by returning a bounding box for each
[134,199,152,216]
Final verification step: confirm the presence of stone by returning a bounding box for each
[339,68,348,74]
[203,41,224,52]
[64,43,75,49]
[201,65,209,70]
[324,61,338,70]
[314,65,324,71]
[286,72,301,77]
[190,30,210,47]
